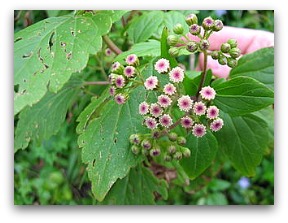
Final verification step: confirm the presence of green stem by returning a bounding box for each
[102,35,122,55]
[83,81,110,86]
[196,51,208,100]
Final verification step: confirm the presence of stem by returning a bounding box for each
[196,51,208,100]
[102,35,122,55]
[83,81,110,86]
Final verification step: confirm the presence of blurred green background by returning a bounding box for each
[14,10,274,205]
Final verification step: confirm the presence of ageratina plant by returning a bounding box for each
[109,14,239,162]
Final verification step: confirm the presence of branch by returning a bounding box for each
[83,81,109,86]
[102,35,122,55]
[196,51,208,100]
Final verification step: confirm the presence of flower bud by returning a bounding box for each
[218,54,227,65]
[211,51,219,60]
[180,147,191,158]
[169,47,180,57]
[227,39,238,48]
[173,151,182,160]
[199,39,210,51]
[189,24,201,35]
[202,17,214,30]
[167,35,179,46]
[186,41,198,53]
[164,154,172,162]
[168,132,178,141]
[141,139,152,150]
[150,146,161,157]
[220,43,231,53]
[167,145,177,154]
[213,20,223,32]
[151,130,161,139]
[111,61,124,74]
[131,145,140,155]
[185,14,198,26]
[229,48,241,59]
[173,23,184,35]
[177,136,187,146]
[227,57,238,68]
[129,134,141,145]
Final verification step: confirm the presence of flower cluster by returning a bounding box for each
[109,54,140,104]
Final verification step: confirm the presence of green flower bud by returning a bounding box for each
[227,57,238,68]
[180,147,191,158]
[131,145,140,155]
[185,14,198,26]
[164,154,172,162]
[199,39,210,51]
[173,151,182,160]
[218,54,228,65]
[177,136,187,146]
[189,24,201,35]
[167,34,179,46]
[211,51,219,60]
[168,132,178,141]
[173,23,184,35]
[150,146,161,157]
[202,17,214,31]
[151,130,161,139]
[129,134,141,145]
[227,39,238,48]
[186,41,198,53]
[141,139,152,150]
[220,43,231,53]
[169,47,180,57]
[229,48,241,59]
[213,20,224,32]
[167,145,177,154]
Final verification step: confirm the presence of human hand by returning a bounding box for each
[188,26,274,78]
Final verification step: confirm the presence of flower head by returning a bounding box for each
[192,123,206,137]
[206,106,219,119]
[154,58,170,73]
[125,54,138,66]
[200,86,216,100]
[189,24,201,35]
[144,117,158,129]
[202,17,214,30]
[210,118,224,132]
[108,73,117,84]
[109,86,116,96]
[139,101,150,115]
[193,101,207,116]
[238,177,250,189]
[177,95,193,112]
[159,114,173,128]
[124,66,136,78]
[150,103,163,118]
[111,61,123,73]
[114,75,125,88]
[157,95,172,108]
[181,116,194,129]
[114,94,126,104]
[144,76,158,90]
[163,83,176,96]
[169,66,185,83]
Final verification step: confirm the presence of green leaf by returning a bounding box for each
[215,112,269,176]
[14,14,112,115]
[230,47,274,90]
[14,77,82,152]
[208,179,231,192]
[183,70,212,96]
[101,10,129,22]
[127,11,164,43]
[160,27,178,68]
[99,165,168,204]
[114,40,160,62]
[77,87,149,201]
[214,76,274,116]
[206,193,228,205]
[180,131,218,179]
[161,11,189,34]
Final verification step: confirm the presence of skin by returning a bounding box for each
[188,26,274,78]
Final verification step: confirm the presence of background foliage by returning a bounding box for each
[14,10,274,205]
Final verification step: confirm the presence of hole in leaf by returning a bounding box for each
[48,31,55,52]
[92,159,96,167]
[114,138,117,143]
[71,31,75,36]
[14,37,23,43]
[60,42,66,47]
[66,52,72,60]
[22,52,33,58]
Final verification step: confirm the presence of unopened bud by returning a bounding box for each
[167,145,177,154]
[164,154,172,162]
[169,47,180,57]
[213,20,223,32]
[189,24,201,35]
[181,147,191,158]
[151,130,161,139]
[227,39,238,48]
[229,48,241,59]
[199,39,210,51]
[177,136,187,146]
[150,146,161,157]
[227,57,238,68]
[185,14,198,26]
[167,35,179,46]
[141,139,152,150]
[218,54,227,65]
[211,51,219,60]
[220,43,231,53]
[173,23,184,35]
[173,151,182,160]
[168,132,178,141]
[129,134,141,145]
[186,41,198,53]
[131,145,140,155]
[202,17,214,30]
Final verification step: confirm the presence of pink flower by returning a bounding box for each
[144,76,158,90]
[210,118,224,132]
[163,83,176,95]
[154,58,170,73]
[193,101,207,116]
[169,66,185,83]
[139,101,149,115]
[150,103,163,118]
[181,116,194,129]
[124,66,136,78]
[177,95,193,112]
[105,48,112,56]
[111,61,123,73]
[192,124,206,137]
[159,114,173,128]
[109,86,116,96]
[125,54,138,66]
[206,106,219,119]
[144,117,158,129]
[114,94,126,104]
[108,73,117,84]
[200,86,216,100]
[114,75,125,88]
[157,95,172,108]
